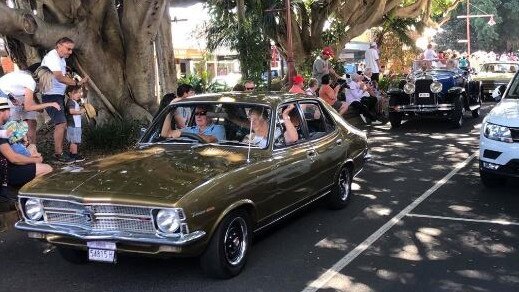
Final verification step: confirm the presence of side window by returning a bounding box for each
[300,101,335,140]
[274,102,306,148]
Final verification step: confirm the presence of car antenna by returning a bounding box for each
[247,111,253,163]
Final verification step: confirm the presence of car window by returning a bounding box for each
[300,101,335,140]
[274,102,307,148]
[141,102,274,148]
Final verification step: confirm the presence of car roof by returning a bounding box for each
[171,92,318,107]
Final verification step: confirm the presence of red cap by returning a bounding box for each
[292,75,304,85]
[322,46,334,56]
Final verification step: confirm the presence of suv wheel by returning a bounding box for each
[480,171,507,188]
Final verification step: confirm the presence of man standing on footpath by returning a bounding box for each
[312,47,340,86]
[364,42,381,82]
[41,37,88,163]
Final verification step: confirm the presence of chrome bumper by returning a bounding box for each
[390,104,455,112]
[15,221,206,246]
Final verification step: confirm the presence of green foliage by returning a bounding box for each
[83,119,142,152]
[205,1,269,85]
[179,74,205,93]
[435,0,519,52]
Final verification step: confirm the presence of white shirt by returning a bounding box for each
[364,48,380,73]
[0,71,37,121]
[41,49,67,95]
[345,81,365,105]
[0,71,36,96]
[423,49,437,61]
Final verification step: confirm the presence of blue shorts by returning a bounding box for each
[42,94,66,125]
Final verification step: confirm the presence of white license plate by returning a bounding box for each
[88,248,116,263]
[418,93,430,98]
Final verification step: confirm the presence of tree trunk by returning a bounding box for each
[0,0,177,124]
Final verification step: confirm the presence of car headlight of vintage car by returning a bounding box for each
[430,81,443,93]
[403,82,416,94]
[156,209,183,233]
[483,122,513,143]
[24,198,44,221]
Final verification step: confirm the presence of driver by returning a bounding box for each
[161,105,226,143]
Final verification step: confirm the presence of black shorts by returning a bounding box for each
[8,163,36,187]
[42,94,66,125]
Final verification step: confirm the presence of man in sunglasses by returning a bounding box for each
[244,80,256,91]
[40,37,89,163]
[161,106,226,143]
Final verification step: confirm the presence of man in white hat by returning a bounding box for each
[0,97,52,189]
[364,42,381,82]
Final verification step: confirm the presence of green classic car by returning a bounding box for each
[15,93,368,278]
[473,62,519,100]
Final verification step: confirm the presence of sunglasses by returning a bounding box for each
[245,87,255,91]
[194,111,207,116]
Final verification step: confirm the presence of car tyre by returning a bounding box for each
[327,166,353,210]
[57,247,88,264]
[480,171,507,188]
[451,96,465,128]
[200,210,251,279]
[388,112,402,128]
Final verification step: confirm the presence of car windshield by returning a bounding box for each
[480,63,518,74]
[141,102,274,149]
[504,74,519,99]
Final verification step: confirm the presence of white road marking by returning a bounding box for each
[302,152,477,292]
[406,213,519,226]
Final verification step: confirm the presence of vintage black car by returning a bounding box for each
[387,61,482,128]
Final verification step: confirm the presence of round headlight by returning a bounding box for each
[25,199,43,221]
[403,83,416,94]
[430,81,443,93]
[406,74,416,83]
[156,209,181,233]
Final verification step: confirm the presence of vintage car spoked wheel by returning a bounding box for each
[388,112,403,129]
[451,97,465,128]
[327,166,352,209]
[57,247,88,264]
[201,210,251,278]
[180,132,206,143]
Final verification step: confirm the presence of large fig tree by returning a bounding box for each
[0,0,178,123]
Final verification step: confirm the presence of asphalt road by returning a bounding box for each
[1,103,518,292]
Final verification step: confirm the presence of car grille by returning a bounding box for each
[414,79,435,105]
[41,200,156,234]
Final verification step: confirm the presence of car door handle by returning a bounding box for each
[307,149,317,158]
[336,139,342,146]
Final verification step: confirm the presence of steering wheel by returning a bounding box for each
[180,132,206,143]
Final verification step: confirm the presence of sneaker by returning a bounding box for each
[54,153,75,164]
[71,154,85,162]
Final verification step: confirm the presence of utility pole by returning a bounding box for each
[466,0,471,56]
[285,0,296,87]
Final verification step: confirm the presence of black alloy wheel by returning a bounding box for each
[200,210,251,279]
[327,166,353,210]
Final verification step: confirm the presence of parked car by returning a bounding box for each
[473,61,519,101]
[387,60,482,128]
[479,72,519,187]
[15,93,369,278]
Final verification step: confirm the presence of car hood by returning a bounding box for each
[473,72,513,82]
[486,99,519,127]
[21,146,251,202]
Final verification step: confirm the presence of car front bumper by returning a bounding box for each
[390,104,455,113]
[15,221,206,247]
[479,134,519,178]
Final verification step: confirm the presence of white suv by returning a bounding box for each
[479,73,519,187]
